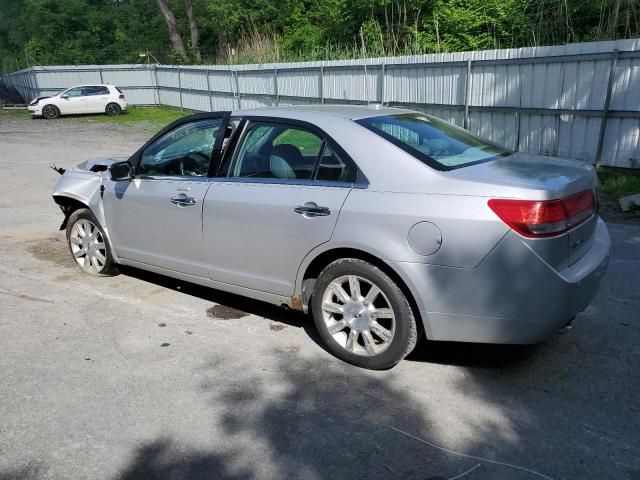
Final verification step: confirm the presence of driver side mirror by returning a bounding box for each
[109,161,133,181]
[61,94,69,99]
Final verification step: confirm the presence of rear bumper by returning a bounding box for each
[392,218,610,344]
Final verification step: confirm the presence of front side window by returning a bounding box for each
[64,87,84,98]
[228,122,356,182]
[138,119,221,177]
[357,113,510,170]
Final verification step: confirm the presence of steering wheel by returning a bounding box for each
[179,151,210,176]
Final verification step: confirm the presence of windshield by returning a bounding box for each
[356,113,510,170]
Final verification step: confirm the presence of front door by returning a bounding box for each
[203,119,358,295]
[59,87,88,114]
[103,114,230,277]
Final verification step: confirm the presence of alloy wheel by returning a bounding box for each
[69,219,107,273]
[321,275,396,356]
[42,105,58,119]
[106,104,120,116]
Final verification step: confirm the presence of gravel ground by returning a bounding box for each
[0,111,639,480]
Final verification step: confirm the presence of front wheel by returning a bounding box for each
[42,104,60,119]
[105,103,121,116]
[311,258,417,370]
[66,209,117,276]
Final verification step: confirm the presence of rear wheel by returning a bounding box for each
[311,258,417,369]
[66,209,117,276]
[105,103,121,116]
[42,104,60,119]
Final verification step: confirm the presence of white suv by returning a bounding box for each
[28,84,128,119]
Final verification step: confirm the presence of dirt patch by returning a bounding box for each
[26,235,75,269]
[270,324,287,332]
[206,305,249,320]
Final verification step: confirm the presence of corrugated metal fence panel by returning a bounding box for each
[101,68,155,87]
[3,39,640,167]
[278,68,320,98]
[386,64,464,104]
[156,68,179,88]
[610,57,640,111]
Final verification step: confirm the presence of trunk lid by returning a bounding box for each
[448,152,597,199]
[450,152,598,270]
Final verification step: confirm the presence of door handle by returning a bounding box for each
[294,203,331,217]
[170,193,197,206]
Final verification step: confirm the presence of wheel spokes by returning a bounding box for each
[345,329,358,352]
[371,321,393,342]
[371,308,394,320]
[364,285,380,305]
[328,319,348,335]
[362,331,377,356]
[330,283,351,304]
[348,275,361,299]
[323,301,344,315]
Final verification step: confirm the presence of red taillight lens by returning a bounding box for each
[119,94,125,99]
[488,190,595,238]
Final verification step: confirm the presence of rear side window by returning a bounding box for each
[357,113,510,170]
[228,121,356,183]
[84,86,109,96]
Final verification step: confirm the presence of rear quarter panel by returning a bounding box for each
[331,189,508,268]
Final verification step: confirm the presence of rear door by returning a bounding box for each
[203,118,359,296]
[85,85,110,113]
[103,113,230,277]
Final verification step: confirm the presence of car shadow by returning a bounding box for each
[118,265,538,370]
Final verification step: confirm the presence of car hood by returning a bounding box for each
[30,96,51,105]
[77,155,130,172]
[446,152,597,199]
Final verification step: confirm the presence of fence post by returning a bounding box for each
[234,70,241,109]
[153,65,160,106]
[595,49,619,167]
[363,61,369,104]
[31,66,40,98]
[98,66,104,84]
[177,66,183,110]
[463,58,472,130]
[380,62,386,104]
[273,67,279,106]
[319,65,324,104]
[206,68,214,112]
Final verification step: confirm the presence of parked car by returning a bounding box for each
[50,106,610,369]
[29,84,127,119]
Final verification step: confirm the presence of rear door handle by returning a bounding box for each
[294,203,331,217]
[171,193,197,206]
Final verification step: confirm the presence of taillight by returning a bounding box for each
[488,190,595,238]
[119,94,125,99]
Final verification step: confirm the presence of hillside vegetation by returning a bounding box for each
[1,0,639,70]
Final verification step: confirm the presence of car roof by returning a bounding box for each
[231,104,411,121]
[65,84,113,88]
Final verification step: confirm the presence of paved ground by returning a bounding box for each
[0,111,639,480]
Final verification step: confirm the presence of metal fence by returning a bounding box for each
[3,38,640,168]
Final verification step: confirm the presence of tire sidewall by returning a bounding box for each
[311,259,416,370]
[65,208,117,276]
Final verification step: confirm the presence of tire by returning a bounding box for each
[42,104,60,119]
[65,208,117,276]
[311,258,417,370]
[105,103,121,116]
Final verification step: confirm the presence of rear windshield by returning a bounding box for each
[356,113,510,170]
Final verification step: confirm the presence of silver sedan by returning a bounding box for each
[51,106,610,369]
